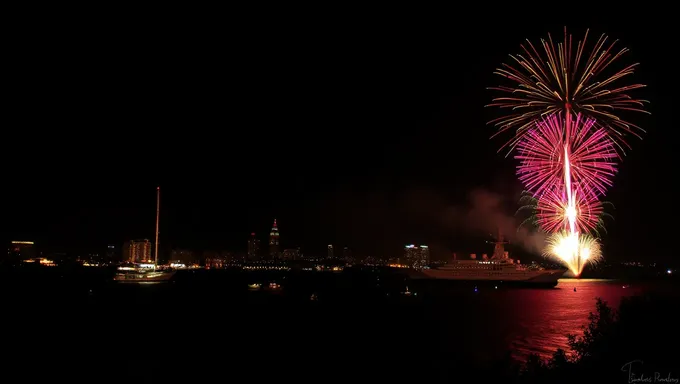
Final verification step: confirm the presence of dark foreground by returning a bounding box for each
[2,266,678,382]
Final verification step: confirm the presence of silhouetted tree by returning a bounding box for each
[567,298,617,363]
[548,348,569,370]
[519,293,680,383]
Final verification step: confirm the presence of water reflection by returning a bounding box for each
[505,278,645,360]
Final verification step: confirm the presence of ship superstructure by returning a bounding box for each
[420,230,565,286]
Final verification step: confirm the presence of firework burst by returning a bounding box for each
[517,116,610,275]
[488,27,648,153]
[515,113,618,198]
[489,28,648,277]
[535,185,603,234]
[517,190,612,237]
[544,230,602,276]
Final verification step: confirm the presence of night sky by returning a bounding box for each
[4,8,677,262]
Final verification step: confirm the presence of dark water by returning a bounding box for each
[2,268,677,378]
[487,278,649,360]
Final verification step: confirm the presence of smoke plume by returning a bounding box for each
[318,186,546,259]
[442,188,546,255]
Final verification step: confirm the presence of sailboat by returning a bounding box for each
[114,187,177,282]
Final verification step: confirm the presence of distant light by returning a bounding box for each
[11,241,34,245]
[420,245,428,249]
[251,233,255,236]
[668,269,672,275]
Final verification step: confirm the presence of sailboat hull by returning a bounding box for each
[114,271,176,282]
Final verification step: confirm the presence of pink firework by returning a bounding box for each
[515,113,618,199]
[535,184,604,234]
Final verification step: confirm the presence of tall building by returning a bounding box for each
[419,245,430,267]
[282,248,300,261]
[122,242,130,261]
[327,244,334,259]
[342,247,353,264]
[203,250,227,268]
[8,241,35,260]
[269,219,280,259]
[106,245,116,262]
[84,253,102,264]
[123,239,152,263]
[247,233,260,260]
[404,244,430,268]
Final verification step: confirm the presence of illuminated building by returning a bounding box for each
[362,256,381,266]
[8,241,35,260]
[123,239,152,263]
[327,244,334,259]
[248,233,260,260]
[404,245,416,265]
[204,250,227,269]
[342,247,354,264]
[170,249,196,265]
[85,253,102,265]
[282,248,300,261]
[22,258,56,267]
[39,258,56,266]
[205,257,226,268]
[106,245,117,262]
[404,245,430,269]
[419,245,430,267]
[269,219,280,259]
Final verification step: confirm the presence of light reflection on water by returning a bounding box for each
[59,274,668,363]
[502,278,645,361]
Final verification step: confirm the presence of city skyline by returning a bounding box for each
[2,7,678,382]
[3,13,676,264]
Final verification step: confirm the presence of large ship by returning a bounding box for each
[419,231,565,287]
[114,187,176,283]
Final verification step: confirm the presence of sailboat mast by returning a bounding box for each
[154,186,160,266]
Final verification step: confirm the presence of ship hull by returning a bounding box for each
[411,278,561,290]
[413,269,566,288]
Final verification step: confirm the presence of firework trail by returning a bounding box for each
[488,28,647,276]
[487,27,649,154]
